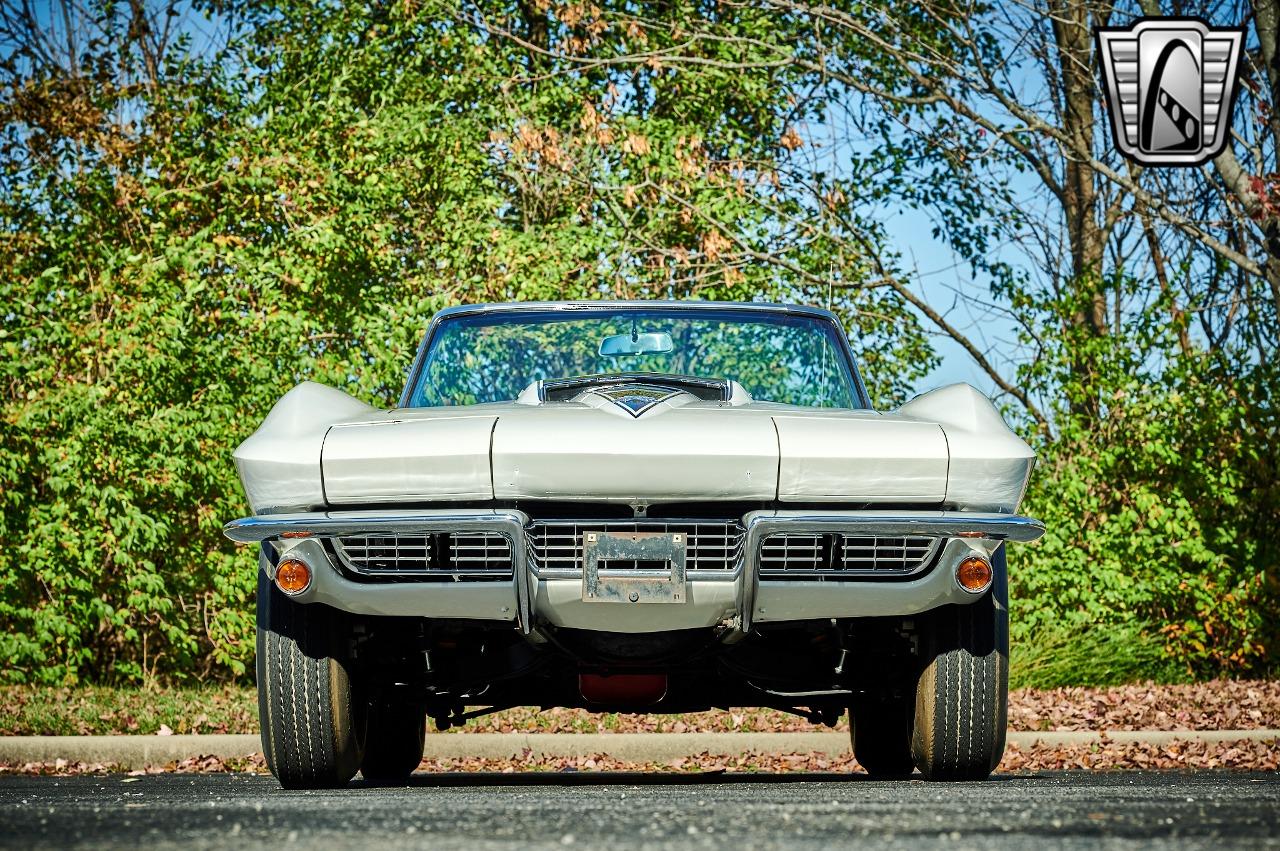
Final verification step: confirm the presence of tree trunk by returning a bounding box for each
[1251,0,1280,310]
[1050,0,1109,335]
[518,0,550,71]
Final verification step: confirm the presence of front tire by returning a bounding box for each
[850,698,915,778]
[910,545,1009,781]
[257,554,364,788]
[360,700,427,783]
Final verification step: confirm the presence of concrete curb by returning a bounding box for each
[0,735,261,769]
[1,730,1277,769]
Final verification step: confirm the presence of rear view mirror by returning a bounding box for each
[599,331,675,357]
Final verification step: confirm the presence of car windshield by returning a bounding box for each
[406,307,861,409]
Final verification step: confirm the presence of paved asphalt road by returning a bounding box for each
[1,771,1277,850]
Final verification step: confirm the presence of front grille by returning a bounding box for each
[333,532,513,581]
[759,534,939,580]
[527,521,744,573]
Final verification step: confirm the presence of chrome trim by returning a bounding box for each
[225,508,1043,632]
[262,538,520,621]
[223,510,533,632]
[740,510,1043,632]
[525,519,745,580]
[750,539,1006,624]
[744,510,1045,542]
[332,532,514,581]
[223,509,528,541]
[758,533,943,579]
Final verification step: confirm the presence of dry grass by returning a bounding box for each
[0,685,256,736]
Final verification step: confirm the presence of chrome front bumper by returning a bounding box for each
[224,509,1044,634]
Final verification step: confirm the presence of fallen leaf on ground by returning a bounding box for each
[3,739,1275,777]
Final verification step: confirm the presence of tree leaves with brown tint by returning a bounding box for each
[4,681,1278,736]
[4,740,1277,776]
[1008,681,1280,733]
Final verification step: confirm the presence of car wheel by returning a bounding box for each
[257,553,364,789]
[850,699,915,778]
[360,700,427,783]
[910,544,1009,781]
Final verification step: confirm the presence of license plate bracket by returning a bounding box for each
[582,531,687,604]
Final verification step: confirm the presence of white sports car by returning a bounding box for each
[224,301,1043,787]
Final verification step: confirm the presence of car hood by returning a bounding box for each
[235,381,1034,514]
[320,384,951,506]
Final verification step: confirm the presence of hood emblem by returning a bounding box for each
[594,384,683,418]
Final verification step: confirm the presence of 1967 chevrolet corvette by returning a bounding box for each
[224,301,1043,787]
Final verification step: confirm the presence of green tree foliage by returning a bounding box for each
[1013,288,1279,678]
[558,0,1280,679]
[0,0,931,683]
[1,0,1274,685]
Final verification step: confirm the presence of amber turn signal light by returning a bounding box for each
[955,556,993,593]
[275,558,312,595]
